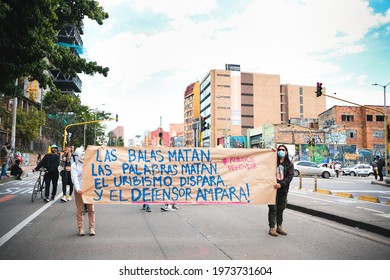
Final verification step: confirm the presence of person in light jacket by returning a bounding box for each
[71,146,95,236]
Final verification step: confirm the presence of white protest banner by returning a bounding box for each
[82,146,277,205]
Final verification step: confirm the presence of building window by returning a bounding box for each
[342,115,354,122]
[376,115,384,122]
[299,87,303,95]
[367,115,373,121]
[346,129,357,139]
[373,130,384,138]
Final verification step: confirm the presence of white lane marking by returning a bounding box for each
[0,194,61,248]
[356,206,384,214]
[289,192,339,204]
[374,214,390,218]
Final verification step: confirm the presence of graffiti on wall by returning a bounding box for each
[322,118,336,128]
[298,144,373,166]
[325,132,347,145]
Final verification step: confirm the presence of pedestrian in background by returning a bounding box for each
[335,162,341,178]
[376,155,385,181]
[268,144,294,237]
[33,144,60,202]
[71,146,96,236]
[10,156,23,180]
[37,153,41,164]
[0,142,11,180]
[372,158,378,180]
[161,203,179,211]
[60,146,74,202]
[142,204,151,212]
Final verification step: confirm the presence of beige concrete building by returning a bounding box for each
[183,82,200,147]
[198,65,326,147]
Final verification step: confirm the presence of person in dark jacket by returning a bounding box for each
[376,156,385,181]
[268,144,294,236]
[10,156,23,180]
[33,144,60,202]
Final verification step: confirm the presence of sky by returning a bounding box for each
[79,0,390,141]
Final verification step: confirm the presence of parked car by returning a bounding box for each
[293,161,335,179]
[341,164,374,177]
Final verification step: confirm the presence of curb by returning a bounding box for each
[358,195,380,203]
[295,186,388,204]
[371,180,390,188]
[316,189,332,195]
[287,203,390,238]
[335,192,354,198]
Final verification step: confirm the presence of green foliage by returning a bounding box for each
[41,91,112,148]
[15,108,46,141]
[0,0,109,97]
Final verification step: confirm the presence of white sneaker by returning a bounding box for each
[161,204,171,211]
[66,195,72,201]
[60,195,67,202]
[172,204,179,210]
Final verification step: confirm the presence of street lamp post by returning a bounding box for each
[372,82,390,177]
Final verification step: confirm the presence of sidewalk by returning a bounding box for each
[371,179,390,187]
[287,187,390,238]
[0,164,35,183]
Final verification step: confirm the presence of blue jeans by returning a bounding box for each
[1,163,7,178]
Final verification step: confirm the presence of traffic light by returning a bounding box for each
[387,124,390,142]
[115,114,118,122]
[316,82,323,97]
[201,117,206,131]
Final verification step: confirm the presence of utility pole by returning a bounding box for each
[159,116,163,146]
[11,79,18,152]
[373,82,390,177]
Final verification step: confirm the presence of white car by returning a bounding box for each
[293,161,335,179]
[341,164,374,177]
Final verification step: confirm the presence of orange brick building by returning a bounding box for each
[319,105,388,155]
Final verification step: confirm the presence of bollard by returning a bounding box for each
[313,176,317,192]
[299,175,302,190]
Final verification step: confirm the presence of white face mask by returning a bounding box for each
[74,147,85,163]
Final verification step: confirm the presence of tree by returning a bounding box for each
[15,108,46,148]
[0,0,109,97]
[41,91,111,148]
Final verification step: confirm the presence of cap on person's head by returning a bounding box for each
[50,144,58,149]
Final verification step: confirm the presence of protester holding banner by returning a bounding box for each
[268,144,294,237]
[71,146,96,236]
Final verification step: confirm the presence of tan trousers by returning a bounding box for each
[74,191,95,230]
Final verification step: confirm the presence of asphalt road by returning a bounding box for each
[0,173,389,261]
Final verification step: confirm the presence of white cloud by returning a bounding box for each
[80,0,390,140]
